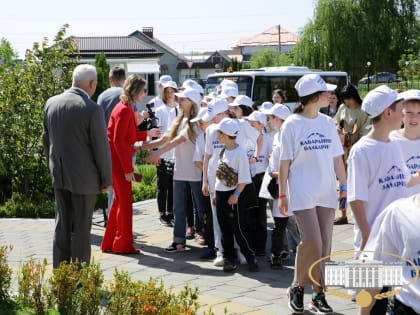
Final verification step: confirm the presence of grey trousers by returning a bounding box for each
[293,207,335,289]
[53,188,96,268]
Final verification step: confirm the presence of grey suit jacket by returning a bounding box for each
[43,88,112,195]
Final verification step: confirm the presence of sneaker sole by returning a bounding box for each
[308,302,333,315]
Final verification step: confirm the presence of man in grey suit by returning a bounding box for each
[43,64,112,268]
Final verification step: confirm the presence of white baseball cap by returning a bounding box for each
[220,86,239,99]
[259,101,274,114]
[245,111,267,125]
[202,98,229,122]
[362,85,399,118]
[220,79,238,89]
[295,73,337,97]
[182,79,204,94]
[190,107,208,123]
[267,103,291,120]
[162,80,178,90]
[217,118,240,137]
[399,89,420,102]
[175,88,201,106]
[229,95,253,107]
[159,75,172,85]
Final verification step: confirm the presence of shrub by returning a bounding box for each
[0,245,12,304]
[104,269,200,315]
[0,193,55,218]
[18,258,48,314]
[48,261,80,314]
[132,163,157,202]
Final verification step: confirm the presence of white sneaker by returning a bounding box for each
[213,252,224,267]
[348,289,357,302]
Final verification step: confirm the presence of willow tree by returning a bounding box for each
[292,0,419,81]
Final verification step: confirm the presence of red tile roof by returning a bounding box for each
[234,25,299,47]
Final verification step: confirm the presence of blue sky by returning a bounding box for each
[1,0,316,58]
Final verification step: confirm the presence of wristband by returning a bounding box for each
[340,185,347,191]
[234,190,241,196]
[278,194,287,199]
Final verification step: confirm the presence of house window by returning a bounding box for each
[160,65,169,75]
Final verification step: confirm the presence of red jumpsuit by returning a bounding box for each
[100,101,146,254]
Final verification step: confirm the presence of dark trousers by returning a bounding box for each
[247,172,267,253]
[216,190,254,261]
[203,194,215,248]
[156,160,173,215]
[53,188,96,268]
[370,287,390,315]
[394,298,419,315]
[271,217,289,256]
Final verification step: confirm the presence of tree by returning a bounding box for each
[292,0,419,82]
[0,24,77,206]
[0,38,18,67]
[249,48,293,68]
[92,52,109,101]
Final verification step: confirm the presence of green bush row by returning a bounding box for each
[0,164,157,219]
[0,246,217,315]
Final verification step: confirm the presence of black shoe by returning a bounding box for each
[308,292,333,314]
[223,259,237,272]
[246,256,259,272]
[166,213,175,226]
[287,286,304,314]
[159,214,172,227]
[270,254,283,270]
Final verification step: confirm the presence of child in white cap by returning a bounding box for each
[215,118,259,272]
[279,73,346,314]
[348,85,420,314]
[144,88,205,252]
[244,110,272,256]
[201,98,229,266]
[389,89,420,196]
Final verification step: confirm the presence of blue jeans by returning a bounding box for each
[173,180,204,244]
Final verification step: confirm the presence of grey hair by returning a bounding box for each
[72,64,97,85]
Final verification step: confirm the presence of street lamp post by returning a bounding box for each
[405,61,409,88]
[367,61,372,92]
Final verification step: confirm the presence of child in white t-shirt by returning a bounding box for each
[279,74,346,314]
[201,98,229,266]
[144,88,204,252]
[389,89,420,197]
[243,111,272,256]
[215,118,258,273]
[348,86,420,314]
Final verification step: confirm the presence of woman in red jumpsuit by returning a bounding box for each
[101,74,148,254]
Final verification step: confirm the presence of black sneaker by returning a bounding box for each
[308,292,333,314]
[223,259,237,272]
[159,214,172,227]
[270,254,283,270]
[287,286,304,314]
[246,256,259,272]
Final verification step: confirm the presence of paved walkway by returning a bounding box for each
[0,199,359,314]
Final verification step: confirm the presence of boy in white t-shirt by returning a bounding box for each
[201,98,229,266]
[389,89,420,197]
[215,118,258,272]
[348,85,420,314]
